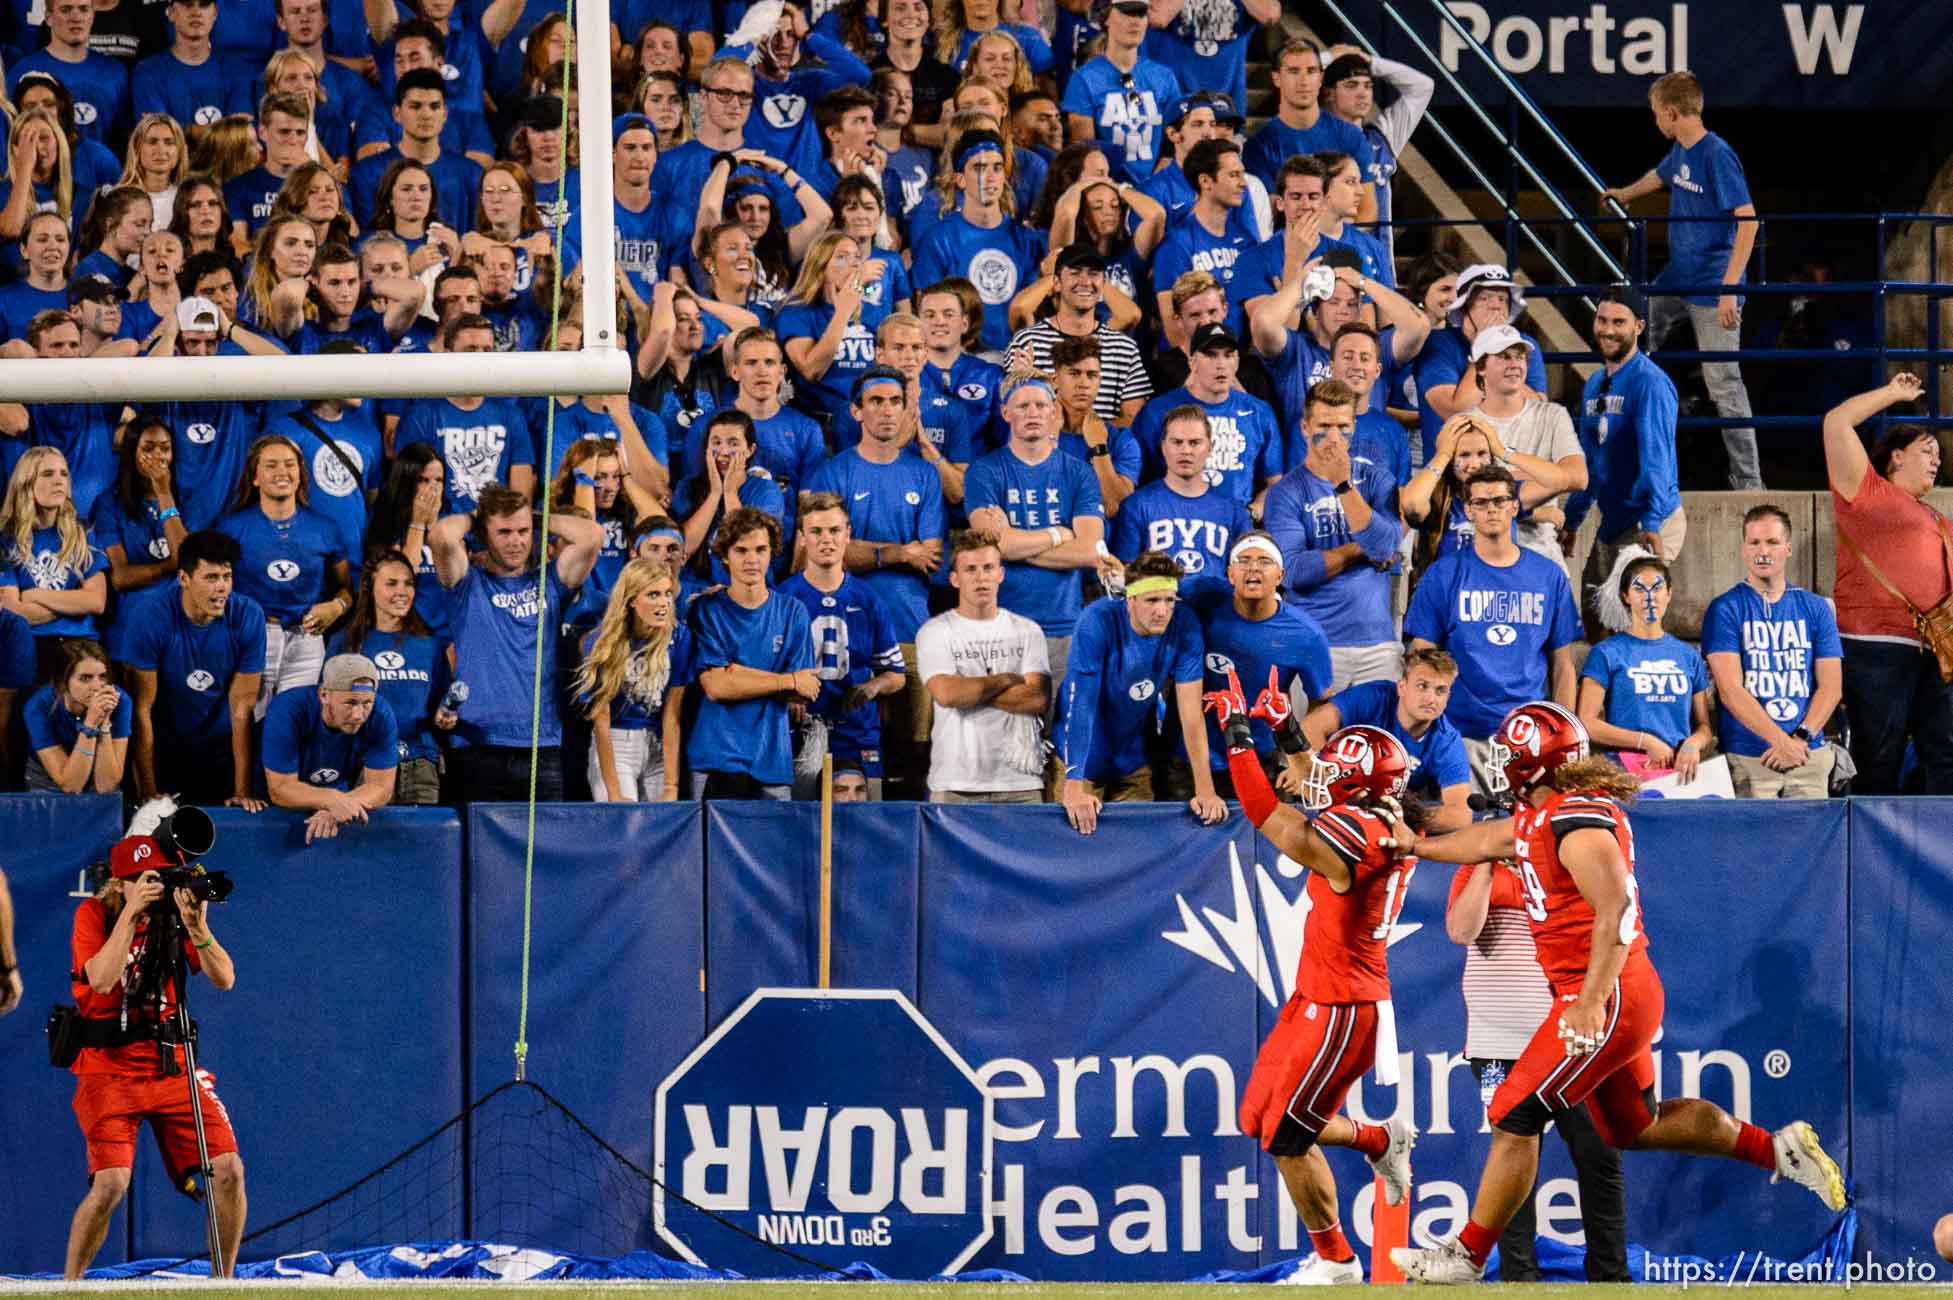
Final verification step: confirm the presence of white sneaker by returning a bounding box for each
[1390,1237,1484,1285]
[1367,1116,1417,1207]
[1771,1120,1847,1211]
[1279,1253,1365,1285]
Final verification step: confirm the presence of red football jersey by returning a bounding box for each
[1293,803,1418,1004]
[1510,789,1651,994]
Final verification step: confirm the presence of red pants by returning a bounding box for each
[1240,996,1379,1156]
[74,1069,239,1182]
[1489,960,1665,1149]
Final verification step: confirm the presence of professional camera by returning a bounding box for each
[149,806,234,903]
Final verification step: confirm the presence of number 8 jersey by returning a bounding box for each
[1294,804,1417,1004]
[1510,790,1651,995]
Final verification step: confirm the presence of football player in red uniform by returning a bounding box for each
[1387,701,1846,1284]
[1206,668,1419,1284]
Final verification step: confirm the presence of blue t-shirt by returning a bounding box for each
[777,572,904,772]
[1152,211,1258,335]
[653,141,803,242]
[1330,678,1471,799]
[328,626,451,764]
[1262,461,1402,647]
[1700,582,1843,758]
[0,605,30,688]
[1109,479,1253,578]
[525,397,667,482]
[216,505,345,623]
[1060,55,1181,187]
[1581,632,1707,750]
[223,164,294,235]
[7,526,107,639]
[131,50,249,130]
[1268,328,1332,448]
[680,407,825,501]
[805,448,946,642]
[349,147,481,232]
[0,280,67,342]
[23,681,132,770]
[951,21,1054,74]
[91,492,175,605]
[687,587,814,786]
[1352,408,1410,498]
[909,212,1046,353]
[292,310,396,357]
[1057,424,1142,486]
[1184,577,1332,769]
[775,300,884,424]
[165,394,264,531]
[1132,386,1283,503]
[1143,0,1255,139]
[1242,112,1366,189]
[561,195,681,301]
[447,565,575,748]
[1322,223,1394,288]
[120,584,268,746]
[1656,131,1752,305]
[267,408,383,581]
[1403,546,1582,739]
[575,623,695,732]
[10,50,126,143]
[1412,324,1549,457]
[964,444,1104,636]
[838,365,982,465]
[28,402,119,519]
[925,354,1005,453]
[1055,594,1203,780]
[395,396,534,515]
[261,687,400,789]
[1568,351,1681,541]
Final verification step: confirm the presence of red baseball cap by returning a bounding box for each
[109,835,168,879]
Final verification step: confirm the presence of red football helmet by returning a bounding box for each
[1488,701,1590,795]
[1303,725,1411,811]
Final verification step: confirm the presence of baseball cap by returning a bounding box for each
[1322,53,1372,87]
[611,112,655,143]
[1054,241,1106,274]
[68,273,125,305]
[1598,283,1649,322]
[1197,91,1244,128]
[109,835,169,879]
[1090,0,1148,19]
[321,653,380,692]
[176,295,223,333]
[1469,322,1535,362]
[1190,322,1240,354]
[1447,263,1526,326]
[1165,93,1209,128]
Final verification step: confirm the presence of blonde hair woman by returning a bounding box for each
[0,447,109,652]
[576,558,692,801]
[0,108,75,240]
[777,230,880,425]
[116,113,189,229]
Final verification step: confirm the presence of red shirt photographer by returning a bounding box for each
[63,835,246,1280]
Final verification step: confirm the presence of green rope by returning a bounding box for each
[515,12,580,1083]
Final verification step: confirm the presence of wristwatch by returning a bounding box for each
[1333,480,1354,495]
[1792,725,1816,742]
[1088,443,1110,459]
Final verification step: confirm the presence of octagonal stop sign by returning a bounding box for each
[654,988,994,1278]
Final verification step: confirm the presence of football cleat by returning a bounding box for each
[1390,1237,1485,1285]
[1278,1253,1365,1285]
[1771,1121,1847,1211]
[1367,1116,1417,1207]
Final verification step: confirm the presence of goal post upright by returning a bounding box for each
[0,0,626,406]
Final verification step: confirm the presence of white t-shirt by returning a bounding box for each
[1476,398,1582,564]
[915,607,1050,793]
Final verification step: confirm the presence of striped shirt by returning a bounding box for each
[1448,863,1555,1059]
[1004,320,1153,421]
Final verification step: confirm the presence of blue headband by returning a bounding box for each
[954,138,1003,170]
[641,526,684,545]
[1007,378,1055,403]
[856,374,904,397]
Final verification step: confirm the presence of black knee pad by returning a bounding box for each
[1496,1094,1554,1138]
[1265,1115,1324,1157]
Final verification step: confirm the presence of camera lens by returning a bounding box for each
[160,806,216,862]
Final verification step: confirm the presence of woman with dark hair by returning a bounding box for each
[95,416,189,650]
[367,443,451,636]
[691,220,776,334]
[672,408,786,581]
[468,161,551,296]
[369,159,458,271]
[167,174,232,258]
[216,434,352,708]
[1403,413,1576,591]
[73,185,152,287]
[1036,149,1164,304]
[1823,371,1953,793]
[1578,552,1712,783]
[832,174,910,306]
[696,149,831,300]
[330,548,453,805]
[22,637,127,793]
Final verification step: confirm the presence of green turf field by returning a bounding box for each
[1,1286,1948,1297]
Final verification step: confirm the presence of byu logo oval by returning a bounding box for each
[957,383,988,400]
[308,767,342,784]
[1766,697,1799,722]
[147,538,171,560]
[1174,549,1205,574]
[1128,678,1157,702]
[904,491,921,505]
[761,93,805,128]
[267,559,301,582]
[374,651,407,671]
[1485,623,1517,646]
[73,102,97,125]
[1205,652,1234,675]
[194,105,222,125]
[187,423,217,445]
[186,669,216,692]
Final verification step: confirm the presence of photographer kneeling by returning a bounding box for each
[64,833,244,1279]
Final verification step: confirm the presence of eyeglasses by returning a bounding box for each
[704,86,755,104]
[1465,495,1515,512]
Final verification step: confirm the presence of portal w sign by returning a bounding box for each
[654,989,995,1277]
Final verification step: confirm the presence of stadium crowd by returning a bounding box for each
[0,0,1936,826]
